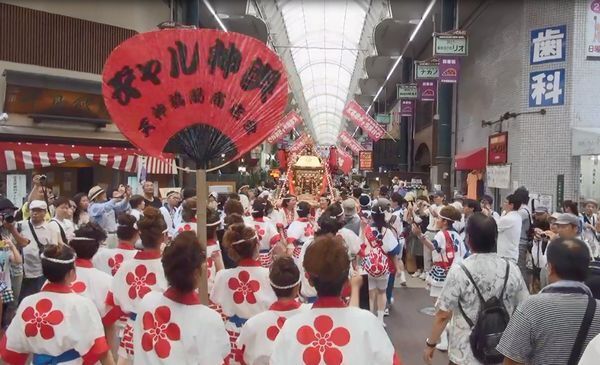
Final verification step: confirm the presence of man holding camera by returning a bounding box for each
[17,175,51,222]
[88,184,131,248]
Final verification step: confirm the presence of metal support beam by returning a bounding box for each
[398,58,412,172]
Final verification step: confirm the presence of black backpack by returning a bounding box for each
[458,260,510,364]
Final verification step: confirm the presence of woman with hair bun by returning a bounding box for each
[210,223,276,364]
[286,201,315,262]
[0,245,115,365]
[249,198,283,268]
[107,206,168,364]
[93,213,139,277]
[271,235,401,365]
[132,231,230,364]
[237,256,308,365]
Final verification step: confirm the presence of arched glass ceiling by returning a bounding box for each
[279,0,368,145]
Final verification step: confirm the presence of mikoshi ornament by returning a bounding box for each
[102,28,288,301]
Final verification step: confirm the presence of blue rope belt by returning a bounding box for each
[228,314,248,327]
[259,249,270,254]
[33,349,80,365]
[129,312,137,321]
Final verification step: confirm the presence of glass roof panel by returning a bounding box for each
[279,0,367,145]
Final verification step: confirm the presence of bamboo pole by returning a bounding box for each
[196,169,209,304]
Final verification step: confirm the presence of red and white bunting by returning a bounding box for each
[342,100,387,141]
[266,111,303,144]
[288,133,311,154]
[0,142,176,174]
[338,131,365,155]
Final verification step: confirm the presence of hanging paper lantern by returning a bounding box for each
[102,28,288,168]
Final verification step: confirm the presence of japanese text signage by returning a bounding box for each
[530,25,566,64]
[6,174,26,206]
[101,29,288,161]
[488,132,508,165]
[400,100,415,117]
[529,68,565,107]
[418,80,437,102]
[434,33,468,56]
[266,111,302,144]
[439,57,460,83]
[358,151,373,171]
[342,100,387,141]
[415,61,439,80]
[337,148,353,174]
[586,0,600,57]
[487,165,511,189]
[397,84,418,99]
[339,131,365,155]
[288,133,311,154]
[556,174,565,211]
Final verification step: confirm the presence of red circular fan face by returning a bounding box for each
[102,29,288,166]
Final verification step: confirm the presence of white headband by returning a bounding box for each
[231,234,258,245]
[69,237,95,242]
[439,213,455,222]
[206,220,221,227]
[270,277,301,290]
[41,252,77,264]
[336,211,344,218]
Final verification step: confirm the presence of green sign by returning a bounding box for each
[434,34,469,56]
[556,174,564,211]
[415,62,439,79]
[397,84,418,99]
[375,114,391,124]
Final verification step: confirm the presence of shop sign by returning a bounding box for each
[530,193,553,213]
[397,84,418,99]
[529,68,565,107]
[434,32,468,56]
[376,114,391,124]
[337,148,353,174]
[530,25,566,64]
[488,132,508,165]
[339,131,365,155]
[358,151,373,171]
[342,100,387,141]
[439,57,460,83]
[418,80,437,102]
[415,61,439,80]
[556,174,565,211]
[399,100,415,117]
[487,164,511,189]
[266,111,303,144]
[586,0,600,58]
[6,174,26,206]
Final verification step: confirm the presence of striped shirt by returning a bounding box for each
[497,292,600,365]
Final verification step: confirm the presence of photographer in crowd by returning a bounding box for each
[88,184,131,248]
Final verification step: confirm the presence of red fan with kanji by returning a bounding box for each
[102,29,288,168]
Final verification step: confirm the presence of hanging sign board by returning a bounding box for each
[488,132,508,165]
[358,151,373,171]
[418,80,437,102]
[487,164,511,189]
[337,148,353,174]
[376,114,391,124]
[415,61,439,80]
[400,100,415,117]
[342,100,387,141]
[586,0,600,58]
[434,32,469,56]
[6,174,27,206]
[339,131,365,155]
[266,111,303,144]
[397,84,418,99]
[288,133,311,155]
[439,57,461,83]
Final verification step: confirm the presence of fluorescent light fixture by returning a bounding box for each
[202,0,228,32]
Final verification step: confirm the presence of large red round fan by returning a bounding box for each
[102,29,288,168]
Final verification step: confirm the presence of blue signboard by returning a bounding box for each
[529,68,565,107]
[530,25,566,65]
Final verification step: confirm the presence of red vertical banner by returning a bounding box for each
[342,100,387,141]
[337,148,353,174]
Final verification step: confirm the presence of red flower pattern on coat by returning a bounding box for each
[141,306,181,359]
[108,253,124,276]
[125,264,157,299]
[177,224,194,233]
[266,316,287,341]
[227,270,260,304]
[296,315,351,365]
[304,223,314,237]
[22,299,64,339]
[70,281,86,294]
[254,225,266,240]
[207,258,214,280]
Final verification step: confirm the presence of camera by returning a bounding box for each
[540,233,549,239]
[0,213,15,224]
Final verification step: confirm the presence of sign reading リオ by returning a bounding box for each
[397,84,418,99]
[342,100,387,141]
[434,33,468,56]
[266,111,303,144]
[529,68,565,107]
[586,0,600,57]
[530,25,566,64]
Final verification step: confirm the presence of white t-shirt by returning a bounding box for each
[579,332,600,365]
[19,220,60,278]
[497,211,523,262]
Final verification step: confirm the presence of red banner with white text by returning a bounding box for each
[342,100,387,141]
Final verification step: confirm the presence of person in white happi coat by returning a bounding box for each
[107,208,168,364]
[286,201,315,263]
[271,235,402,365]
[159,191,180,240]
[0,244,115,365]
[248,198,284,268]
[132,231,229,364]
[93,214,139,277]
[210,224,277,365]
[237,256,309,365]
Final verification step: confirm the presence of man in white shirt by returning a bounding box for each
[18,200,61,302]
[581,199,599,259]
[424,191,445,279]
[49,196,75,243]
[497,194,523,263]
[160,191,181,239]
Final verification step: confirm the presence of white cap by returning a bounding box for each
[30,200,47,211]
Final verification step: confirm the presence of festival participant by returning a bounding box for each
[238,186,251,215]
[361,202,401,326]
[108,207,168,364]
[314,195,330,222]
[93,214,139,277]
[128,195,145,222]
[249,198,283,268]
[158,191,179,240]
[141,181,161,210]
[132,231,230,364]
[271,235,401,365]
[280,195,297,228]
[237,256,309,365]
[286,201,314,262]
[210,224,277,364]
[172,188,195,229]
[50,197,76,244]
[72,193,90,229]
[0,244,114,365]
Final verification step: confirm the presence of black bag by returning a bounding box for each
[567,295,596,365]
[458,260,510,364]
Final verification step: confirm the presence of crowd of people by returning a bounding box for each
[0,174,599,364]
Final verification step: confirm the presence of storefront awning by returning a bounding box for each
[454,147,487,171]
[0,142,176,174]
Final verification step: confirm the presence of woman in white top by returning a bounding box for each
[128,195,146,222]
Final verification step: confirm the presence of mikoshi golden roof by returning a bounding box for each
[293,155,323,169]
